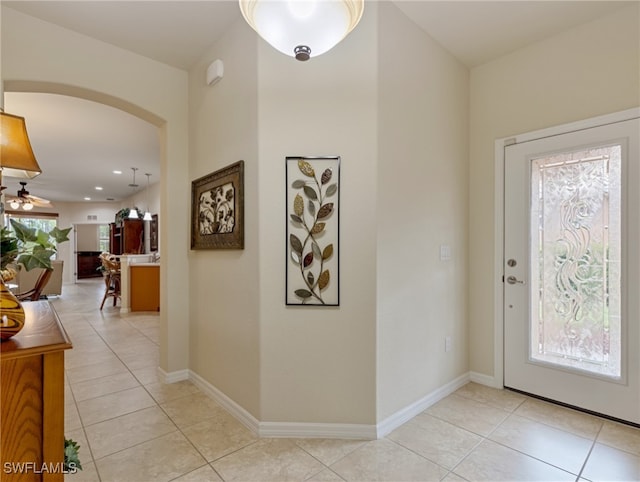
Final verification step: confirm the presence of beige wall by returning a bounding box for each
[256,4,379,424]
[376,3,470,420]
[188,4,381,424]
[188,2,470,426]
[188,17,261,417]
[2,6,191,373]
[469,4,640,377]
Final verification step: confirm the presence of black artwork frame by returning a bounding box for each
[286,156,340,306]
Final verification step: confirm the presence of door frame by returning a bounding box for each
[493,107,640,388]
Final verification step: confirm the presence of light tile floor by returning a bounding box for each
[55,279,640,482]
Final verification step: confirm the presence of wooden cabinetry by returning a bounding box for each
[76,251,102,278]
[109,219,144,255]
[0,301,73,481]
[130,265,160,312]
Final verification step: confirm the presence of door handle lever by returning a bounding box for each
[506,275,525,285]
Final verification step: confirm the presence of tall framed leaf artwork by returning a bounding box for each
[286,156,340,306]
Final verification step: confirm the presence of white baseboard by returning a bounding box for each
[182,370,475,440]
[157,367,189,384]
[375,372,470,438]
[470,371,501,388]
[188,370,260,435]
[259,421,376,440]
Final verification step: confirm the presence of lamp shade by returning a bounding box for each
[0,112,42,178]
[239,0,364,61]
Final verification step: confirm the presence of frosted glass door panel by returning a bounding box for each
[530,147,621,378]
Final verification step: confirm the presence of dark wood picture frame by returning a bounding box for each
[191,160,244,250]
[150,214,159,252]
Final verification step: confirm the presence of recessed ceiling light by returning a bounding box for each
[95,186,103,191]
[84,197,91,201]
[113,170,122,175]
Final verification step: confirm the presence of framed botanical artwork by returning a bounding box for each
[191,160,244,249]
[286,156,340,305]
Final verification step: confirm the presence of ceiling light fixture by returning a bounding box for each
[143,173,153,222]
[238,0,364,61]
[128,167,139,219]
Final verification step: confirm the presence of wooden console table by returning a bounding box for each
[1,301,72,481]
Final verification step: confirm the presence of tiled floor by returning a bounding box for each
[56,279,640,482]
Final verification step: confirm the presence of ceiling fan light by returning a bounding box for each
[239,0,364,61]
[9,200,20,210]
[22,201,33,211]
[0,112,42,178]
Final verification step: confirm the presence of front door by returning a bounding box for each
[503,116,640,423]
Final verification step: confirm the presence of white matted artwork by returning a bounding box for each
[286,156,340,306]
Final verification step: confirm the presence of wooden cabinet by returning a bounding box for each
[0,301,72,481]
[130,265,160,312]
[76,251,102,278]
[109,219,144,255]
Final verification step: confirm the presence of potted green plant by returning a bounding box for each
[1,219,71,276]
[64,438,83,473]
[0,219,71,340]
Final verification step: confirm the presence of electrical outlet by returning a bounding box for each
[445,336,452,352]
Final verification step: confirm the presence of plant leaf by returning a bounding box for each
[321,168,332,185]
[290,234,303,254]
[307,271,315,286]
[290,214,303,224]
[317,203,334,220]
[325,183,338,197]
[308,200,316,217]
[64,438,83,472]
[17,250,56,271]
[50,226,72,243]
[312,242,321,259]
[291,179,306,189]
[303,185,318,200]
[318,270,330,290]
[322,244,333,260]
[295,289,313,299]
[293,194,304,217]
[298,160,315,177]
[303,252,314,268]
[10,219,37,243]
[291,250,300,264]
[311,223,325,235]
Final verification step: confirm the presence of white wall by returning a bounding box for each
[188,17,261,417]
[257,4,379,424]
[377,3,469,421]
[2,6,190,373]
[469,4,640,378]
[187,1,471,428]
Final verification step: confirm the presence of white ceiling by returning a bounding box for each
[1,1,631,204]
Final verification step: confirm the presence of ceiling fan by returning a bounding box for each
[5,182,53,210]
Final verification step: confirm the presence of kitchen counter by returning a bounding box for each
[118,255,160,313]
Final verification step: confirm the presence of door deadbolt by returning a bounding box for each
[507,259,517,267]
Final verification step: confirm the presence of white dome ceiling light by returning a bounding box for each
[239,0,364,61]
